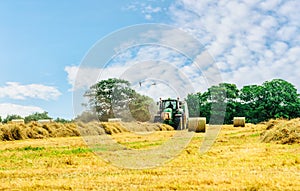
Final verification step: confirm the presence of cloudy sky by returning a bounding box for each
[0,0,299,119]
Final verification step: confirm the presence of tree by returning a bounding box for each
[239,79,300,123]
[186,93,201,117]
[239,84,265,123]
[260,79,300,120]
[129,94,156,122]
[84,78,135,121]
[54,117,73,123]
[2,114,23,123]
[84,78,155,122]
[187,79,300,124]
[205,83,239,124]
[24,112,51,123]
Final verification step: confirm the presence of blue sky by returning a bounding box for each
[0,0,299,119]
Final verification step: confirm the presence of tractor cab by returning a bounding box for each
[161,99,178,110]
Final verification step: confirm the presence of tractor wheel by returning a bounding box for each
[188,117,206,132]
[174,116,182,130]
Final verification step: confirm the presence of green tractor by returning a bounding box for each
[154,98,206,132]
[154,98,188,130]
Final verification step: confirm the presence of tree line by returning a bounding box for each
[186,79,300,124]
[0,112,72,124]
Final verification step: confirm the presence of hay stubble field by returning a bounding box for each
[0,121,299,190]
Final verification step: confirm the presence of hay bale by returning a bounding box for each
[38,119,52,123]
[108,118,122,122]
[233,117,245,127]
[11,119,25,124]
[188,117,206,132]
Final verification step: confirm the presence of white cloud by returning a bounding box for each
[65,65,131,91]
[168,0,300,91]
[141,5,162,19]
[145,14,152,20]
[65,43,213,96]
[0,103,44,118]
[0,82,61,100]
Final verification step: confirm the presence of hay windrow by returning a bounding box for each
[0,122,80,141]
[261,118,300,144]
[0,121,174,141]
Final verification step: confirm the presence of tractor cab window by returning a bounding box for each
[164,101,177,110]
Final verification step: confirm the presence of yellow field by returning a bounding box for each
[0,123,299,190]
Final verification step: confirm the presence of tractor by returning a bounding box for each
[153,98,187,130]
[154,98,206,132]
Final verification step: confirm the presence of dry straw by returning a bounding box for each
[261,118,300,144]
[0,120,175,141]
[0,122,80,141]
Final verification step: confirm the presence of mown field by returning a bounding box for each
[0,120,299,190]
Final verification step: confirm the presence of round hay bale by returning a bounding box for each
[233,117,245,127]
[188,117,206,132]
[108,118,122,122]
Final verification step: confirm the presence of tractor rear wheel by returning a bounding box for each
[174,116,181,130]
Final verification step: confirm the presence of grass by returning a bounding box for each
[0,123,299,190]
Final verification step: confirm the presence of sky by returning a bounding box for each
[0,0,299,119]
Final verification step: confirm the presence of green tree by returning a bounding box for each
[129,94,155,122]
[261,79,300,120]
[239,84,264,123]
[240,79,300,123]
[3,114,23,123]
[84,78,154,122]
[186,93,201,117]
[54,117,73,123]
[187,79,300,124]
[205,83,239,124]
[24,112,51,123]
[84,78,135,121]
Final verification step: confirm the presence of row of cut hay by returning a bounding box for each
[0,122,80,141]
[261,118,300,144]
[0,120,175,141]
[119,121,173,132]
[76,121,174,136]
